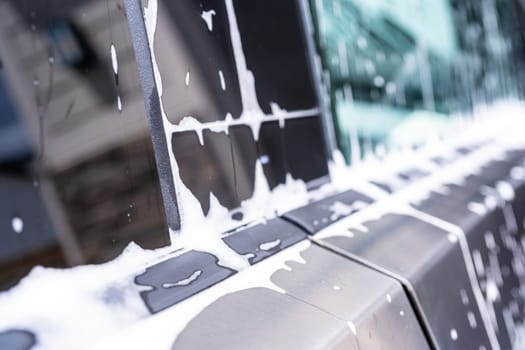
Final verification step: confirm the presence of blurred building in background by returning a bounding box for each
[310,0,525,161]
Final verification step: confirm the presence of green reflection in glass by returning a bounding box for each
[310,0,524,162]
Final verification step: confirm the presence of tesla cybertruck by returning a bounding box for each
[1,0,525,349]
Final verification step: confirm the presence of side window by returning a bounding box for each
[0,0,169,289]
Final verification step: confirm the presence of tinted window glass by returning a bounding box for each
[0,0,169,289]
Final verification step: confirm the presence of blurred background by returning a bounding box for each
[310,0,525,161]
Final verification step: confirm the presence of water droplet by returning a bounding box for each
[399,310,404,316]
[110,44,118,75]
[467,311,477,328]
[511,167,525,180]
[11,217,23,234]
[386,294,392,303]
[357,37,367,50]
[347,321,357,335]
[460,289,469,305]
[386,82,397,95]
[259,154,270,164]
[373,76,385,87]
[185,71,190,87]
[259,239,281,251]
[200,9,216,31]
[450,328,458,340]
[218,70,226,91]
[332,285,341,291]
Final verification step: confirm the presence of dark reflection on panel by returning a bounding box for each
[172,117,330,217]
[257,121,287,190]
[0,0,169,289]
[233,0,318,113]
[158,0,242,123]
[284,117,329,184]
[52,138,169,264]
[171,131,213,215]
[229,125,256,203]
[172,130,239,215]
[203,129,237,210]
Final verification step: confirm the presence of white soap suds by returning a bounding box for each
[496,181,514,201]
[95,241,312,349]
[162,270,202,288]
[259,239,281,251]
[259,154,270,165]
[11,217,23,234]
[450,328,458,340]
[200,9,216,31]
[328,200,367,221]
[185,71,190,87]
[0,242,174,349]
[468,202,487,215]
[347,321,357,335]
[110,44,118,75]
[460,289,469,305]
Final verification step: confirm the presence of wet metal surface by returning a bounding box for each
[319,213,493,350]
[169,244,429,350]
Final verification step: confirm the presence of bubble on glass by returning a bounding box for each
[373,75,385,87]
[357,37,367,50]
[386,82,397,95]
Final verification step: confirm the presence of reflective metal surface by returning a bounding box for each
[414,150,525,349]
[314,210,494,350]
[98,243,430,350]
